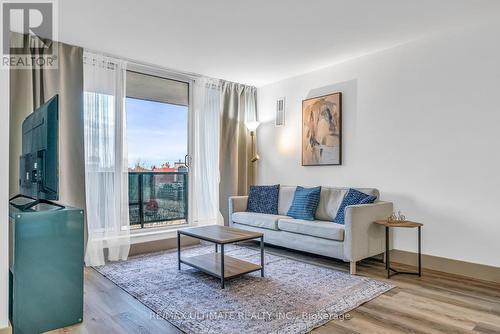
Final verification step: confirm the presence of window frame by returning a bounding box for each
[125,62,194,230]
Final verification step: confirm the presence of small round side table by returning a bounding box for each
[374,220,423,279]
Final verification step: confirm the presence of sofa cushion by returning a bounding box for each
[232,212,290,230]
[279,186,380,219]
[278,218,345,241]
[247,184,280,214]
[316,188,348,221]
[316,187,380,221]
[334,189,377,225]
[287,186,321,221]
[278,185,296,215]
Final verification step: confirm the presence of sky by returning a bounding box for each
[126,97,188,169]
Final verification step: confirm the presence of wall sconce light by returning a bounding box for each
[246,121,260,163]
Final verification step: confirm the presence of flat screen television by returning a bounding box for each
[19,95,59,200]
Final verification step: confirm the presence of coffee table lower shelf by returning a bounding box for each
[177,226,265,288]
[180,253,262,284]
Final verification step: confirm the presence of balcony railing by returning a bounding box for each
[128,172,188,229]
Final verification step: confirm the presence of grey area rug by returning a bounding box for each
[96,245,394,334]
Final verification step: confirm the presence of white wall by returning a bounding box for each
[256,22,500,268]
[0,68,10,327]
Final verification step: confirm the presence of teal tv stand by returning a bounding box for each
[9,195,84,334]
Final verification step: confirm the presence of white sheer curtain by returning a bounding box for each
[83,51,130,266]
[192,78,224,226]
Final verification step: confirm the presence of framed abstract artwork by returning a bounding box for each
[302,92,342,166]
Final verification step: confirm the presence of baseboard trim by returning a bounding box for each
[390,249,500,283]
[0,324,12,334]
[129,235,199,256]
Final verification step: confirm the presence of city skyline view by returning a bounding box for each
[126,97,188,169]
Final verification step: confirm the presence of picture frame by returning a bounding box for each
[302,92,342,166]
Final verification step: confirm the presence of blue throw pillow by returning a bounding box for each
[287,186,321,221]
[247,185,280,214]
[334,189,376,225]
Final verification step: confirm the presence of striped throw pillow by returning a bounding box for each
[287,186,321,221]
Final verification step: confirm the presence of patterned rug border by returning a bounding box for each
[95,244,395,334]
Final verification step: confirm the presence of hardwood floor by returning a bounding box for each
[48,244,500,334]
[47,268,181,334]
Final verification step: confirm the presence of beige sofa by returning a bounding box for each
[228,186,393,274]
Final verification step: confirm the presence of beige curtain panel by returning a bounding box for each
[219,82,257,225]
[9,32,86,211]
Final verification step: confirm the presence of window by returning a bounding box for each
[125,70,190,229]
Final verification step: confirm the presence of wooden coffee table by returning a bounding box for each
[177,225,264,289]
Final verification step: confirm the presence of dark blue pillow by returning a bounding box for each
[287,186,321,221]
[334,189,376,225]
[247,185,280,214]
[359,195,377,205]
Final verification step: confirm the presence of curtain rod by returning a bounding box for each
[12,33,255,87]
[84,47,202,80]
[84,47,256,88]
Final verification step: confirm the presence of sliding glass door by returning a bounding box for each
[125,69,191,229]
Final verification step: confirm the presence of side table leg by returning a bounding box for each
[177,231,181,270]
[215,243,218,253]
[221,244,225,289]
[418,226,422,277]
[260,236,265,277]
[386,226,390,278]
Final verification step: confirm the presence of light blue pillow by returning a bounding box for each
[287,186,321,221]
[334,189,376,225]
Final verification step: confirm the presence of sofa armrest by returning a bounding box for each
[228,196,248,226]
[343,201,393,262]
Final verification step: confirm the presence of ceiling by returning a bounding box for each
[59,0,500,86]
